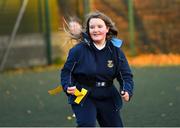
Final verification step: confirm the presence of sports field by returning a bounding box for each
[0,66,180,127]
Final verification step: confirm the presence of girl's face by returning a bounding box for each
[89,18,109,44]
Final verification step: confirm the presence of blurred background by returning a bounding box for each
[0,0,180,127]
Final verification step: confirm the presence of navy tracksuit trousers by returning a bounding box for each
[71,96,123,127]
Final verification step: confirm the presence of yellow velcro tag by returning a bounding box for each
[48,86,63,95]
[74,88,88,104]
[74,89,83,96]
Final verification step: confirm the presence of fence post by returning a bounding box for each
[83,0,90,18]
[44,0,52,64]
[38,0,43,33]
[128,0,136,56]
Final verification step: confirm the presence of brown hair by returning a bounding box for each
[84,11,118,40]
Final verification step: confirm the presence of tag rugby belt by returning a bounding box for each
[76,79,113,88]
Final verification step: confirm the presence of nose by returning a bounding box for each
[93,26,98,32]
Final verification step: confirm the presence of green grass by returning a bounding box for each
[0,66,180,127]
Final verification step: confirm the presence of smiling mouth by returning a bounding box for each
[93,34,100,36]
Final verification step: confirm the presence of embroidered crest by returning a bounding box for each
[107,60,114,68]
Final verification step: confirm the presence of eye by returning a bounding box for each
[89,25,95,29]
[98,25,103,28]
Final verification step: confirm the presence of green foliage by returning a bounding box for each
[0,0,60,35]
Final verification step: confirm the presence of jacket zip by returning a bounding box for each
[69,61,77,86]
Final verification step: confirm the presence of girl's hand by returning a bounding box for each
[121,91,130,102]
[67,86,76,95]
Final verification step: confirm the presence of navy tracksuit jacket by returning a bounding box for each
[61,35,134,126]
[61,36,134,107]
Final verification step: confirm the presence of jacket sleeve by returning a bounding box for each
[116,49,134,98]
[61,48,78,92]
